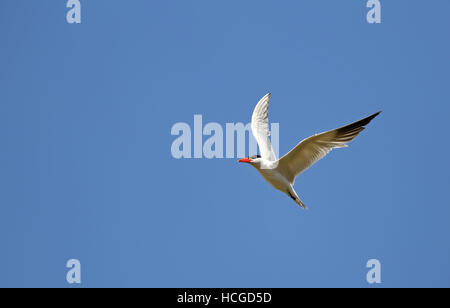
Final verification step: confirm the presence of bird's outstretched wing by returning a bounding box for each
[277,111,381,183]
[251,93,277,161]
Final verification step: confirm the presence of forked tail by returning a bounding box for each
[287,188,308,209]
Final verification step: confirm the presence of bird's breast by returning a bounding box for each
[257,168,290,192]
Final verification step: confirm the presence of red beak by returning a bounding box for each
[238,158,252,163]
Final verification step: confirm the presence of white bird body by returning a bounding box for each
[239,93,380,209]
[255,162,289,191]
[244,155,306,208]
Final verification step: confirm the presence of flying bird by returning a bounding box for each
[238,93,380,209]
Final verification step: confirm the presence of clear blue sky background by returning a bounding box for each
[1,0,449,287]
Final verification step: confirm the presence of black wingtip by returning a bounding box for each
[336,111,381,134]
[359,111,382,126]
[368,110,382,119]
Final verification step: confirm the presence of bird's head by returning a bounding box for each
[238,154,262,165]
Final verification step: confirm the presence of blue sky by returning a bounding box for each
[0,0,449,287]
